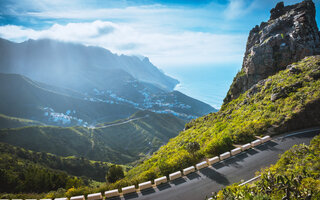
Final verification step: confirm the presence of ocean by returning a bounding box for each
[164,64,241,109]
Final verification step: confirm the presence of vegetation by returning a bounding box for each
[0,72,138,126]
[110,56,320,187]
[0,113,44,129]
[186,141,200,156]
[0,142,114,182]
[0,142,130,197]
[0,110,185,164]
[106,165,125,183]
[0,145,85,193]
[210,134,320,200]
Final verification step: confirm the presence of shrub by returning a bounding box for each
[106,165,124,183]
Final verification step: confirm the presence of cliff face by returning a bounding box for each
[224,0,320,104]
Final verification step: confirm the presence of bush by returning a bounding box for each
[106,165,124,183]
[186,142,200,156]
[204,135,233,157]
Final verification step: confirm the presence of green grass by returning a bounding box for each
[114,56,320,186]
[211,134,320,199]
[0,110,185,164]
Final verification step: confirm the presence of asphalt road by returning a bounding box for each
[110,127,320,200]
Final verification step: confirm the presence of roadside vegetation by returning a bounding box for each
[210,134,320,200]
[45,56,320,196]
[105,56,320,188]
[2,56,320,198]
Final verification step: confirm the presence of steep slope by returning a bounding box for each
[115,1,320,184]
[0,73,138,126]
[211,134,320,199]
[0,111,186,164]
[224,0,320,104]
[122,56,320,182]
[0,38,216,120]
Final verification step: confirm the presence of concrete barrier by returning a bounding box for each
[169,171,182,180]
[241,143,251,151]
[154,176,167,185]
[105,189,120,198]
[196,161,208,170]
[70,196,84,200]
[122,185,136,195]
[208,156,220,165]
[261,136,271,143]
[251,139,262,147]
[220,152,231,160]
[231,147,241,156]
[183,166,195,175]
[139,181,152,190]
[55,198,67,200]
[87,192,102,200]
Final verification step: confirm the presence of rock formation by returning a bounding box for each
[224,0,320,104]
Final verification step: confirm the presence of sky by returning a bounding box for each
[1,0,320,108]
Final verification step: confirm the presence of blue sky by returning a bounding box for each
[0,0,320,108]
[1,0,319,69]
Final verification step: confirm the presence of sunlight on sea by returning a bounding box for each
[164,64,241,109]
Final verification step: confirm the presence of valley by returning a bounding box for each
[1,0,320,199]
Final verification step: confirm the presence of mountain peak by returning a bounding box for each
[224,0,320,104]
[142,57,150,63]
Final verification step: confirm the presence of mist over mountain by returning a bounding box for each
[0,38,178,91]
[0,38,216,126]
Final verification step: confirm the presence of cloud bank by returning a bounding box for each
[0,20,246,68]
[1,0,317,69]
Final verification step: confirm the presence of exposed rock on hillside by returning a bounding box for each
[224,0,320,104]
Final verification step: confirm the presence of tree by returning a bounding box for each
[106,165,124,183]
[186,142,200,156]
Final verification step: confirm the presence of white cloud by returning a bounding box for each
[224,0,257,20]
[0,20,246,68]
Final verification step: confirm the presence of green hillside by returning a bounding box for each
[0,142,116,182]
[0,143,87,193]
[0,113,44,129]
[0,111,185,164]
[210,134,320,199]
[0,73,138,126]
[119,56,320,184]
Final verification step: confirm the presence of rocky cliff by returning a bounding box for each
[224,0,320,104]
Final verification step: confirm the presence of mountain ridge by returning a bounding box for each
[0,38,178,91]
[0,38,216,124]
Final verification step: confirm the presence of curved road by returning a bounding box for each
[90,115,149,129]
[109,127,320,200]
